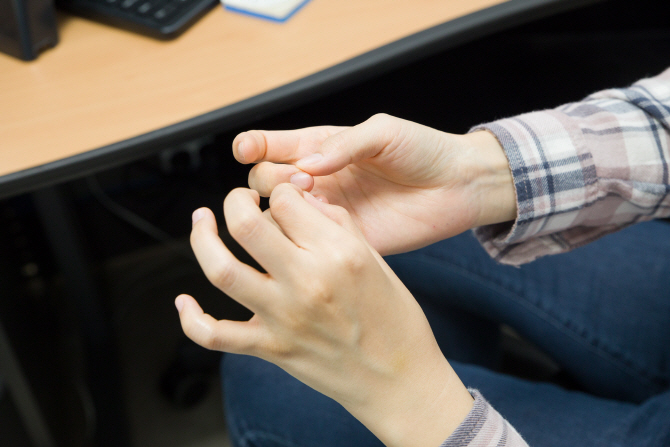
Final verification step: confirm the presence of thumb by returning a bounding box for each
[295,114,402,176]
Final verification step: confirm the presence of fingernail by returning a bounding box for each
[297,153,323,167]
[312,194,329,203]
[290,172,313,190]
[237,141,246,163]
[175,296,184,313]
[192,209,205,225]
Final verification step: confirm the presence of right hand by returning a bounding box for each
[177,185,474,447]
[234,114,516,255]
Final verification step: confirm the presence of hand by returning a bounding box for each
[175,185,473,447]
[234,114,516,255]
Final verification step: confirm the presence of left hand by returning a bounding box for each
[175,184,473,447]
[233,115,516,256]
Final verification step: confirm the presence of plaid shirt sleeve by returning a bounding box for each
[440,390,527,447]
[470,67,670,265]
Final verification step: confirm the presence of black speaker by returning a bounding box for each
[0,0,58,60]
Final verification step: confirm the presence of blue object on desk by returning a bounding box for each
[223,0,311,23]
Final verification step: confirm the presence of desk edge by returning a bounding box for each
[0,0,603,200]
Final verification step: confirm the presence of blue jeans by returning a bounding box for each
[221,220,670,447]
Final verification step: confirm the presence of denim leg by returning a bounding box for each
[385,220,670,402]
[222,354,383,447]
[222,354,670,447]
[220,220,670,446]
[413,294,503,369]
[452,361,670,447]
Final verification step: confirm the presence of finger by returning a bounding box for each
[295,113,404,176]
[302,193,390,270]
[175,294,262,355]
[312,194,329,204]
[302,192,367,241]
[249,162,314,196]
[233,126,347,164]
[268,183,357,250]
[190,207,273,311]
[262,208,282,233]
[223,188,298,276]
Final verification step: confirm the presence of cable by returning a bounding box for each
[85,176,196,263]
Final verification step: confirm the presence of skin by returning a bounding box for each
[239,113,516,255]
[176,114,517,446]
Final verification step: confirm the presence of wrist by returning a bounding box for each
[346,356,474,447]
[459,131,517,228]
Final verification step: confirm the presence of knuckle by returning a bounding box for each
[209,261,238,291]
[227,187,248,200]
[273,182,297,195]
[199,332,218,351]
[300,278,333,308]
[330,205,350,222]
[368,113,392,125]
[247,164,264,192]
[283,312,313,339]
[316,127,336,142]
[331,243,366,273]
[260,337,293,360]
[367,113,401,139]
[250,131,269,160]
[206,332,231,352]
[310,282,330,302]
[183,319,217,350]
[249,162,278,193]
[225,187,256,210]
[227,211,261,242]
[269,192,294,216]
[190,221,206,243]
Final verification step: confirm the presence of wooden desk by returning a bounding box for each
[0,0,590,198]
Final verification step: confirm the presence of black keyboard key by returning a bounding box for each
[153,4,177,21]
[135,1,154,14]
[120,0,139,9]
[56,0,218,37]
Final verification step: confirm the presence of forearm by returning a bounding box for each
[345,357,474,447]
[352,362,529,447]
[470,67,670,265]
[457,131,517,229]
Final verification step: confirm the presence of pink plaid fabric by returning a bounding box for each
[472,68,670,265]
[441,391,527,447]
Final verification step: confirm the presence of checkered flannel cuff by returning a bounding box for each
[469,109,597,264]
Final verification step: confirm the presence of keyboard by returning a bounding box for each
[57,0,219,38]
